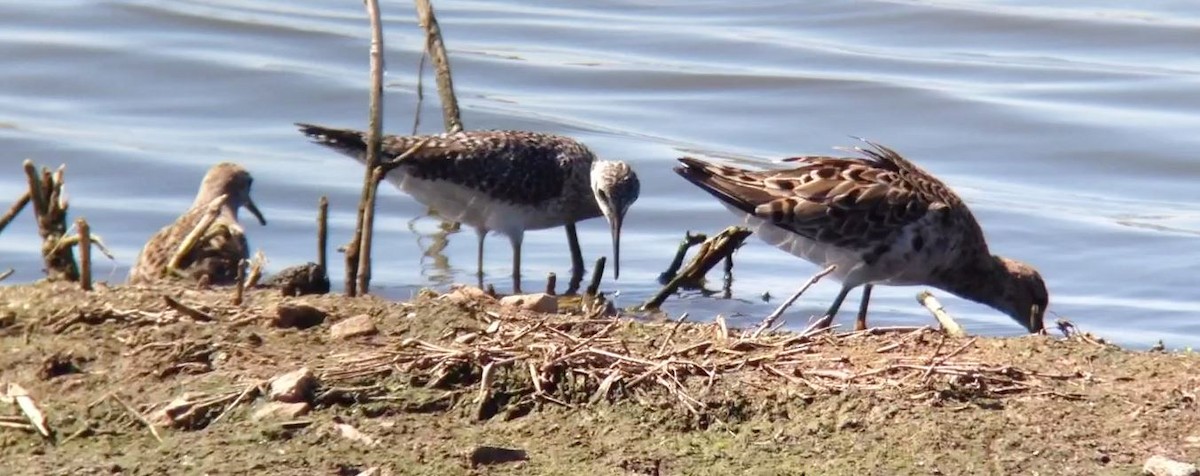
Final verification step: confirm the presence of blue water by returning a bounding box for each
[2,0,1199,349]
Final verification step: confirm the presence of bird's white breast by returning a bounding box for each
[386,170,567,237]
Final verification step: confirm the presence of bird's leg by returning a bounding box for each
[811,285,854,330]
[855,285,874,331]
[565,222,585,294]
[509,231,524,294]
[475,228,487,289]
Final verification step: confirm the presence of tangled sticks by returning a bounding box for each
[320,294,1082,423]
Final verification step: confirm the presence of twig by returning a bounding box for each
[642,226,751,310]
[76,218,92,291]
[0,269,12,282]
[109,394,163,444]
[545,272,556,296]
[317,196,328,273]
[356,167,384,295]
[917,290,966,337]
[163,295,216,322]
[752,264,837,338]
[208,382,260,427]
[414,0,463,133]
[654,313,689,355]
[657,231,707,282]
[585,256,606,296]
[168,195,227,273]
[0,190,30,236]
[412,47,427,135]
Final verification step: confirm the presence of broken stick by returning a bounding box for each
[917,290,966,337]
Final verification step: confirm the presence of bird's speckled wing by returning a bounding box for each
[675,142,956,249]
[297,124,594,206]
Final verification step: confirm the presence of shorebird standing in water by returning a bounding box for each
[674,140,1047,332]
[129,162,266,285]
[297,123,640,294]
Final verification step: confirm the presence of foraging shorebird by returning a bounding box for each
[128,162,266,284]
[297,123,640,293]
[674,141,1047,332]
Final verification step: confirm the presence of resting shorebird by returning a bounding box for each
[297,123,640,293]
[674,141,1047,332]
[129,162,266,284]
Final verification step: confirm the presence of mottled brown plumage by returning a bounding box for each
[297,123,640,292]
[675,140,1047,332]
[128,162,266,285]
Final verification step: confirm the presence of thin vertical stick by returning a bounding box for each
[545,272,557,296]
[233,259,247,306]
[76,218,92,291]
[317,196,328,272]
[357,168,384,294]
[414,0,463,133]
[345,0,387,297]
[585,256,606,296]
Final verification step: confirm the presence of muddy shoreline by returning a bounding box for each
[1,281,1197,475]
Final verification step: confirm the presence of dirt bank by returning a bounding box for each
[1,281,1197,475]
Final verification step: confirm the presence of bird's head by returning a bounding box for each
[590,160,640,280]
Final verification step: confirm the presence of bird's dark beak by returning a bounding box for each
[245,197,267,226]
[610,213,623,280]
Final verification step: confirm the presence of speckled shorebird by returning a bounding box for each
[296,123,640,293]
[674,140,1048,332]
[128,162,266,285]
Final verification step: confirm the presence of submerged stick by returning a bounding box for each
[642,226,751,310]
[414,0,463,133]
[752,264,837,338]
[0,191,30,236]
[76,218,92,291]
[0,269,12,282]
[917,290,966,338]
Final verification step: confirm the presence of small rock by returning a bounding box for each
[468,445,528,468]
[331,314,378,340]
[1144,455,1200,476]
[151,392,205,428]
[252,401,311,421]
[500,293,557,314]
[273,304,326,329]
[268,367,317,403]
[441,285,495,304]
[264,262,330,296]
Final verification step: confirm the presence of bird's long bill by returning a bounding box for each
[245,198,267,226]
[610,214,622,280]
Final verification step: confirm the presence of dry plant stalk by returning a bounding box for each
[755,264,838,337]
[317,196,329,272]
[917,290,966,337]
[23,160,79,281]
[76,218,92,291]
[642,226,752,310]
[233,259,247,306]
[3,383,52,439]
[0,190,30,236]
[168,194,227,274]
[246,250,266,288]
[414,0,463,133]
[109,393,162,444]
